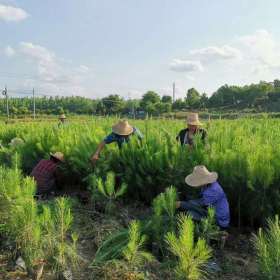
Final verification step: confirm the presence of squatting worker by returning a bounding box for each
[176,165,230,230]
[176,113,207,147]
[30,152,64,196]
[91,120,143,163]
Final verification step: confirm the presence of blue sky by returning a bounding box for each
[1,0,280,99]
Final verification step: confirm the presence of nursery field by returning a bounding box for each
[1,117,280,279]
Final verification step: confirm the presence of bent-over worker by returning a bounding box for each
[30,152,64,196]
[91,120,143,164]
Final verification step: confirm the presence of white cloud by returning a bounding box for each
[17,42,92,96]
[0,4,28,22]
[190,45,242,62]
[4,46,15,57]
[170,59,204,73]
[77,65,90,73]
[238,29,280,72]
[186,75,195,81]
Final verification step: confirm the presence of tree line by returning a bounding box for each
[1,79,280,116]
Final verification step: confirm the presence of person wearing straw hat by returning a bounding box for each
[31,152,65,197]
[58,114,67,127]
[9,137,24,148]
[176,165,230,229]
[176,112,207,147]
[91,120,143,163]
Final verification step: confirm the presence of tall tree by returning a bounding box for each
[161,95,172,103]
[140,91,160,111]
[185,88,201,109]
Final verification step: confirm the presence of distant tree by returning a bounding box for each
[161,95,172,103]
[102,94,125,114]
[200,93,208,109]
[274,79,280,89]
[140,91,161,111]
[172,99,186,110]
[186,88,201,108]
[145,103,157,115]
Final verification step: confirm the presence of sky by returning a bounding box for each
[1,0,280,99]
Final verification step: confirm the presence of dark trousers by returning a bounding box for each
[180,199,208,221]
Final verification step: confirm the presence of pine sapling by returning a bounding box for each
[165,214,212,280]
[96,171,127,214]
[122,220,155,269]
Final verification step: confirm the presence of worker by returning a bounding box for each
[91,120,143,164]
[58,114,67,127]
[30,152,64,197]
[176,113,207,147]
[9,137,24,148]
[176,165,230,230]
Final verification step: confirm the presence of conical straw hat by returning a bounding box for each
[59,114,66,119]
[185,165,218,187]
[187,113,202,126]
[50,152,65,162]
[112,120,134,136]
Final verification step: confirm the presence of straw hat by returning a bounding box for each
[185,165,218,187]
[112,120,134,136]
[50,152,65,162]
[59,114,66,119]
[9,137,24,147]
[187,113,202,126]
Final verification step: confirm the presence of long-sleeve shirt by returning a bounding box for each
[200,182,230,228]
[103,127,143,148]
[30,159,58,194]
[176,128,207,146]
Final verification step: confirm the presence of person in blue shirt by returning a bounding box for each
[91,120,143,164]
[176,165,230,230]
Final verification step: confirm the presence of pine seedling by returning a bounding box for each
[123,220,155,269]
[252,215,280,279]
[152,186,178,249]
[165,214,212,280]
[96,171,127,214]
[198,207,221,244]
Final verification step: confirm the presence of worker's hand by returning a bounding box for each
[91,153,99,164]
[176,201,181,209]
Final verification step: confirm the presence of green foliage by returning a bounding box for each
[93,229,129,265]
[253,215,280,279]
[165,214,212,280]
[0,166,78,274]
[123,220,155,268]
[40,197,79,273]
[95,171,127,213]
[198,207,221,244]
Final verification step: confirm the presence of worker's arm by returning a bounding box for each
[91,141,106,162]
[133,127,144,141]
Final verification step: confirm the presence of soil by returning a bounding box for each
[0,194,258,280]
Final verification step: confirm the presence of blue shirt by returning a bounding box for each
[103,127,143,148]
[201,182,230,228]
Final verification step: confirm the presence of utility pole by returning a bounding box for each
[172,82,176,103]
[2,86,9,119]
[33,88,36,119]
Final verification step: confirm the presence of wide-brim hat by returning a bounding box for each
[9,137,24,147]
[112,120,134,136]
[187,113,202,126]
[185,165,218,187]
[59,114,66,119]
[50,152,65,162]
